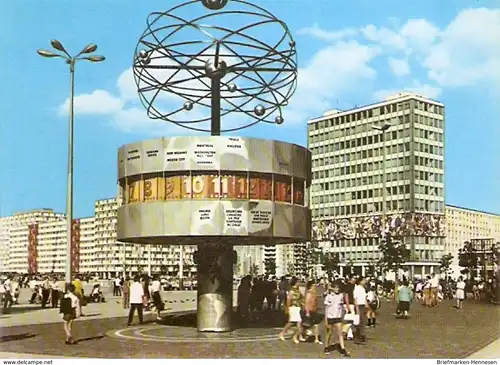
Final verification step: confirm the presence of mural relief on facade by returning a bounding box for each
[311,213,446,241]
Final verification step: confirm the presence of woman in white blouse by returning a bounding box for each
[455,276,466,309]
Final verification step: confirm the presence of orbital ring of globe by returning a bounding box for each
[133,0,298,133]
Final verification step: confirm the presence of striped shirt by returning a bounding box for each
[324,293,344,319]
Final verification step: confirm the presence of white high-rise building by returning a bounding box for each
[275,244,295,277]
[308,92,446,277]
[445,205,500,276]
[0,209,65,273]
[93,198,198,278]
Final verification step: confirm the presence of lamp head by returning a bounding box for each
[85,55,105,62]
[80,43,98,54]
[37,49,61,58]
[50,40,67,53]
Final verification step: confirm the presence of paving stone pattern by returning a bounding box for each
[0,300,499,359]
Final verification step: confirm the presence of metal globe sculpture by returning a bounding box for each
[133,0,298,134]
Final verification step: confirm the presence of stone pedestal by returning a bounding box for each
[195,243,234,332]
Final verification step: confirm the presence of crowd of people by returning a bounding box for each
[234,271,498,357]
[58,274,165,344]
[1,270,498,349]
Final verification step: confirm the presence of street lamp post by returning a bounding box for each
[372,123,392,278]
[179,246,184,290]
[37,41,105,284]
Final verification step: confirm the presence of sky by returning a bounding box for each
[0,0,499,218]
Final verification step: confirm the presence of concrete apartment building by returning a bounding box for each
[0,209,65,273]
[307,92,445,277]
[445,205,500,276]
[1,199,291,278]
[0,199,200,278]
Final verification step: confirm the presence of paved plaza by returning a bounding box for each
[1,290,499,359]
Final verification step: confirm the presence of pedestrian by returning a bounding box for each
[122,276,130,309]
[41,277,51,309]
[278,277,305,344]
[265,276,278,310]
[277,276,288,310]
[366,284,379,328]
[423,276,431,307]
[303,280,322,344]
[237,276,251,321]
[324,283,350,357]
[127,275,145,326]
[2,275,14,313]
[455,276,466,309]
[71,275,84,316]
[429,273,439,307]
[353,277,368,344]
[343,275,356,315]
[151,275,164,321]
[396,280,412,318]
[60,283,80,345]
[142,275,151,311]
[50,277,60,308]
[114,277,121,297]
[11,276,20,304]
[415,280,423,302]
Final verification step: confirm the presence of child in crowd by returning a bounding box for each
[60,283,81,344]
[324,283,350,357]
[396,280,412,318]
[366,284,379,328]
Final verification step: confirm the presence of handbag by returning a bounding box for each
[300,309,312,328]
[344,313,360,325]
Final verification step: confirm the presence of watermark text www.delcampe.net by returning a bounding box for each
[3,360,53,365]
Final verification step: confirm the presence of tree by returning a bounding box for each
[438,253,454,277]
[345,260,355,276]
[489,242,500,267]
[249,263,259,276]
[378,235,410,298]
[321,252,340,276]
[264,258,277,276]
[160,264,169,276]
[458,241,478,278]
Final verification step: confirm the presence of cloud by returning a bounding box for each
[285,41,381,123]
[116,68,137,103]
[373,81,442,101]
[58,90,123,116]
[58,39,382,131]
[59,7,499,133]
[297,23,358,42]
[422,8,500,88]
[361,24,407,50]
[387,57,410,77]
[356,8,500,92]
[400,19,440,49]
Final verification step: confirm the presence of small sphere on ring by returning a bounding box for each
[275,116,284,125]
[184,101,193,111]
[254,105,266,117]
[202,0,228,10]
[289,40,296,47]
[138,50,148,59]
[228,83,237,93]
[142,57,151,65]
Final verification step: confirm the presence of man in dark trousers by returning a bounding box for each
[127,276,145,326]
